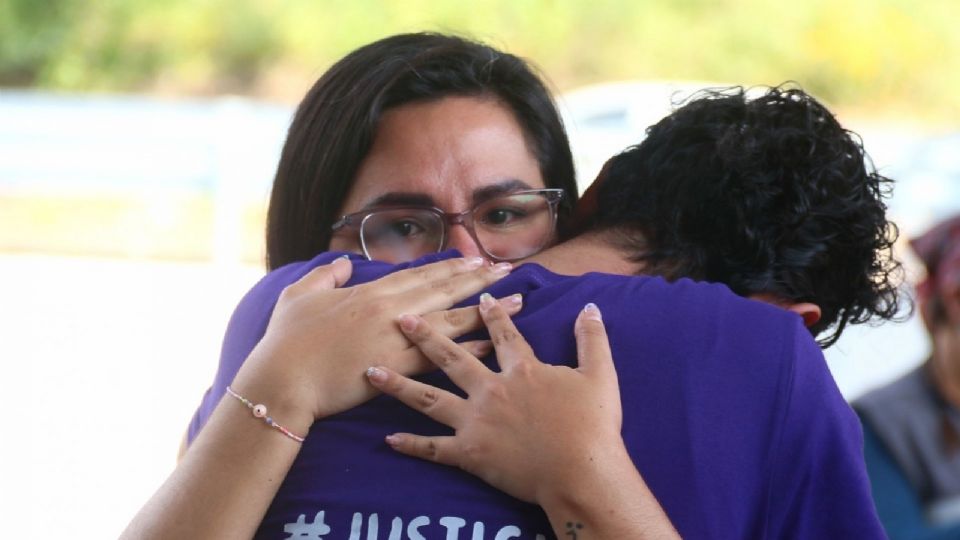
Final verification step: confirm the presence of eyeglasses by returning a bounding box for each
[331,189,564,263]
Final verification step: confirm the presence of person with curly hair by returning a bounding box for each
[127,86,900,538]
[574,84,902,347]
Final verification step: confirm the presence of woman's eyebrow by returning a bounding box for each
[361,192,436,209]
[470,179,534,205]
[359,179,535,211]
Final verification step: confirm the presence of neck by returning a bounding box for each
[523,230,645,276]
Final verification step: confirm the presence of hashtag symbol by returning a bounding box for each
[283,511,331,539]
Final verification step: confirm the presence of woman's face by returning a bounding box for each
[329,95,547,262]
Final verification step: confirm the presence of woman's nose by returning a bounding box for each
[446,223,486,261]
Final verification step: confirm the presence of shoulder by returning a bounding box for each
[239,250,416,301]
[521,271,811,402]
[762,322,885,536]
[523,269,794,317]
[241,252,350,306]
[586,274,805,355]
[234,250,466,322]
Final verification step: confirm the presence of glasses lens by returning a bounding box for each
[360,209,444,263]
[472,192,557,260]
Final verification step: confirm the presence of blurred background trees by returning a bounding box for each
[4,4,956,537]
[2,0,957,122]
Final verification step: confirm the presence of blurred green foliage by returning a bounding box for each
[1,0,957,120]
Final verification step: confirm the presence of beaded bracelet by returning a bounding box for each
[225,386,306,443]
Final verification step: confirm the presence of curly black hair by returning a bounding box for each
[592,85,904,347]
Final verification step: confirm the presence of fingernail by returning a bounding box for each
[490,262,512,276]
[504,293,523,307]
[465,257,485,269]
[397,314,418,332]
[385,434,402,447]
[479,292,495,311]
[583,303,602,321]
[366,366,387,383]
[337,254,351,260]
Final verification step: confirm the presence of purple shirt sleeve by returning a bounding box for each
[764,326,887,538]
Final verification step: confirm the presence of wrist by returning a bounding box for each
[538,439,678,539]
[230,345,317,436]
[537,437,633,513]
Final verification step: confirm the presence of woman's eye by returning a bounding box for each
[482,208,524,226]
[387,220,424,237]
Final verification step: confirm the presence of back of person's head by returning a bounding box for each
[591,85,902,346]
[911,213,960,329]
[266,32,577,269]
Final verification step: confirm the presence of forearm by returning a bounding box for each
[540,443,680,540]
[121,392,312,539]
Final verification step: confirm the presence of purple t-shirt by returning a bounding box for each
[188,251,885,539]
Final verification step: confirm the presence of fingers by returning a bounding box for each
[291,257,354,293]
[397,314,491,394]
[459,340,494,359]
[392,262,513,314]
[363,256,487,297]
[365,366,467,428]
[477,293,535,371]
[387,340,493,378]
[420,294,523,340]
[383,433,459,468]
[574,303,617,382]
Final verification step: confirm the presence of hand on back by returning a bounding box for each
[230,256,519,429]
[365,294,625,505]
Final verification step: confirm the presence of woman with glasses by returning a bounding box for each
[263,33,578,270]
[128,32,677,538]
[177,30,579,456]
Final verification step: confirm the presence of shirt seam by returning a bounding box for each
[760,319,799,538]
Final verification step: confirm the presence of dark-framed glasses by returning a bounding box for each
[331,188,564,263]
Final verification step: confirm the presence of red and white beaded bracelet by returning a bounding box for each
[225,386,306,443]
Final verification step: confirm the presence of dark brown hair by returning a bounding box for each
[266,33,577,269]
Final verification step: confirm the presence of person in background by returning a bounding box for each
[856,213,960,539]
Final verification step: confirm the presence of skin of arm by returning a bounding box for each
[366,294,680,539]
[122,257,522,539]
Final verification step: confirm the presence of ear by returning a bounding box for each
[786,302,822,328]
[748,293,821,328]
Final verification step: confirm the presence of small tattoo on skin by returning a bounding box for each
[565,521,584,539]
